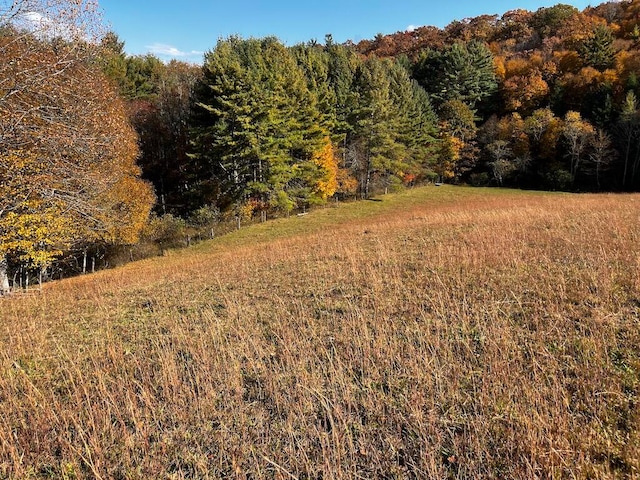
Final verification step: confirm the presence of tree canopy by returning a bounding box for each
[0,0,154,292]
[188,37,438,211]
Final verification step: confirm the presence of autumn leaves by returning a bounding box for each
[0,0,153,291]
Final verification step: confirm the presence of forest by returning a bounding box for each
[2,0,640,288]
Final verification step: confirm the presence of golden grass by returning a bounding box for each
[1,186,639,478]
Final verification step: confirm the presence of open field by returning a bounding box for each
[1,185,639,479]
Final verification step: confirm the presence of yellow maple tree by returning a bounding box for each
[0,7,154,292]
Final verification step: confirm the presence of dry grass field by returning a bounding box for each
[1,186,639,479]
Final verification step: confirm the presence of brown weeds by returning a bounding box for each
[1,188,639,478]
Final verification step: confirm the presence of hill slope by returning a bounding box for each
[1,186,639,478]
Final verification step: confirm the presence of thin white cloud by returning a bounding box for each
[407,25,417,32]
[15,11,80,40]
[145,43,203,59]
[20,11,49,28]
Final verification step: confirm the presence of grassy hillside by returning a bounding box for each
[1,185,639,479]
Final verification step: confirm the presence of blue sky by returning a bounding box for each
[99,0,595,63]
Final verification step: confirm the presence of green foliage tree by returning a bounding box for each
[324,39,361,142]
[404,81,440,182]
[190,37,329,215]
[579,24,615,71]
[412,41,497,109]
[531,4,580,38]
[98,32,128,87]
[345,57,438,195]
[123,54,164,100]
[346,58,397,197]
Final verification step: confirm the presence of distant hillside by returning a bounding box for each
[351,1,640,192]
[354,2,636,60]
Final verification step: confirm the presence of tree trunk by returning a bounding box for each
[0,256,10,295]
[623,134,631,188]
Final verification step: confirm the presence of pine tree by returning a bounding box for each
[580,24,615,71]
[406,81,440,181]
[387,63,439,185]
[190,37,331,215]
[348,58,403,197]
[412,41,497,110]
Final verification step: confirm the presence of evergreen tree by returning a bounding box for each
[123,55,164,100]
[579,24,615,71]
[348,58,403,196]
[412,41,497,110]
[325,40,360,143]
[98,32,128,89]
[190,37,330,215]
[531,4,579,38]
[406,81,440,181]
[388,64,439,185]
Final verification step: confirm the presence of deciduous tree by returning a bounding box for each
[586,128,615,189]
[0,2,154,292]
[563,111,595,184]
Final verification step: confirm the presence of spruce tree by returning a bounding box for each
[579,24,615,72]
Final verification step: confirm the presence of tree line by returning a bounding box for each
[107,1,640,220]
[2,0,640,290]
[359,1,640,190]
[100,34,439,217]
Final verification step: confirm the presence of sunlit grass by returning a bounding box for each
[1,185,639,478]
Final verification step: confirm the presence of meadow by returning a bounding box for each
[1,185,639,479]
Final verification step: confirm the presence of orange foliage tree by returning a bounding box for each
[0,2,154,292]
[503,70,550,113]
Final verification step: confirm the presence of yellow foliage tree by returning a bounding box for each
[312,139,339,200]
[435,135,462,182]
[0,10,154,292]
[563,111,595,184]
